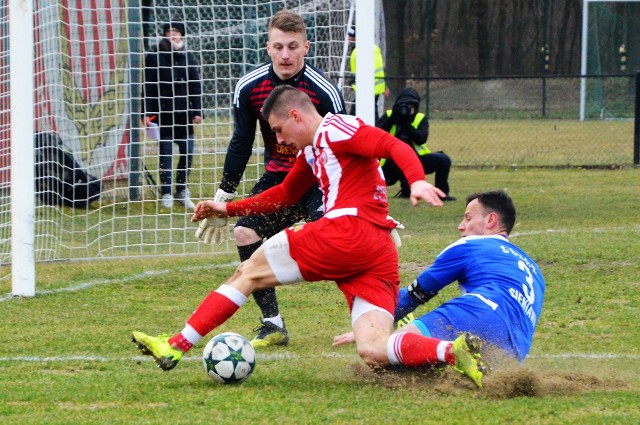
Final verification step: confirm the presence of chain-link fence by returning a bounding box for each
[370,74,637,166]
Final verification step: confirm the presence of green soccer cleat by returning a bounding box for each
[250,319,289,349]
[394,312,416,329]
[451,333,488,388]
[131,331,183,371]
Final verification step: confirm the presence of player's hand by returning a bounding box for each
[193,189,234,245]
[332,331,355,347]
[410,180,445,207]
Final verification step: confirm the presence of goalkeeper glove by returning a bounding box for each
[194,189,235,245]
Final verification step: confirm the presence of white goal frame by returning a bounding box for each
[5,1,370,297]
[9,0,35,297]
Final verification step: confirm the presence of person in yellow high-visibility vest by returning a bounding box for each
[348,27,390,122]
[376,87,456,201]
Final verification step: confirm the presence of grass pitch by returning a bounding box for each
[1,168,639,424]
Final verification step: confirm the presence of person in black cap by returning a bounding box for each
[376,87,456,201]
[143,22,203,209]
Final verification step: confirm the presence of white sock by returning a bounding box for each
[263,314,284,328]
[181,323,203,346]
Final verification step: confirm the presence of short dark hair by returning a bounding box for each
[162,22,185,36]
[466,190,516,234]
[269,9,307,37]
[262,85,313,121]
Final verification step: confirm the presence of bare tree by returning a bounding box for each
[382,0,409,94]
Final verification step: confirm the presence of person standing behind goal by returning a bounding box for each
[143,22,203,210]
[195,10,346,348]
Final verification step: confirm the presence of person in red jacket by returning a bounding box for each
[132,86,487,388]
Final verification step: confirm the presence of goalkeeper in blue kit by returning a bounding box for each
[334,190,546,363]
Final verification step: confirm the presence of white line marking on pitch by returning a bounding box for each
[0,353,638,363]
[3,225,637,302]
[0,261,240,302]
[511,224,640,238]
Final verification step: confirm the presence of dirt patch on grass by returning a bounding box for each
[350,349,627,399]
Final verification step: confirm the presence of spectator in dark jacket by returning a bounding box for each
[144,22,203,209]
[376,88,455,201]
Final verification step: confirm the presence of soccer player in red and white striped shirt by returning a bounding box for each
[132,86,487,387]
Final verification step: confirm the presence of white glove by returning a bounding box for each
[195,189,235,245]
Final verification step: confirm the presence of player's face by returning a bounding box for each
[268,109,310,151]
[266,29,310,80]
[458,199,489,237]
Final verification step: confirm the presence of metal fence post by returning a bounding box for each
[634,71,639,165]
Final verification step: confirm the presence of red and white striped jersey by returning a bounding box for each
[227,113,424,229]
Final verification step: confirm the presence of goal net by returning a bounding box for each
[580,0,640,120]
[0,0,356,287]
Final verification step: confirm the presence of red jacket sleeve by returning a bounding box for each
[226,155,317,217]
[336,125,425,186]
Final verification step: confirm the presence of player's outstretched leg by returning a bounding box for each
[131,331,184,371]
[450,333,488,388]
[250,317,289,348]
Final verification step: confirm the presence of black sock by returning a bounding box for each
[253,287,280,319]
[237,240,263,262]
[237,241,281,320]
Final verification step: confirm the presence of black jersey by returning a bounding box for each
[219,62,345,193]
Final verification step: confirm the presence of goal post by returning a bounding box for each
[9,0,35,297]
[1,1,356,296]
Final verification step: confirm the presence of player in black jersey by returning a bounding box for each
[195,10,346,348]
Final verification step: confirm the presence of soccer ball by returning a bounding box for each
[202,332,256,384]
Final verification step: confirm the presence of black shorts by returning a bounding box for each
[235,171,323,239]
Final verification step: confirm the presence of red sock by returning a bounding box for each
[390,332,454,367]
[168,333,194,353]
[186,289,243,336]
[168,287,245,352]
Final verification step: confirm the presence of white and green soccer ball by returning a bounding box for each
[202,332,256,384]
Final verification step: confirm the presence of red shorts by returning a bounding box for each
[285,215,399,315]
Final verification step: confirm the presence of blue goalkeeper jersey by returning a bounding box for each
[397,235,545,361]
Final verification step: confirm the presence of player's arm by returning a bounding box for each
[396,241,468,318]
[219,89,258,193]
[343,126,444,205]
[194,156,316,221]
[194,85,256,245]
[395,276,440,320]
[341,125,424,183]
[227,156,316,216]
[380,133,445,206]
